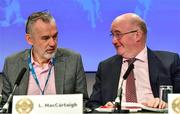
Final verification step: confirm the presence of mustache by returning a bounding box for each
[46,47,57,50]
[46,48,57,53]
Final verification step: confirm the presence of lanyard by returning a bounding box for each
[28,49,55,95]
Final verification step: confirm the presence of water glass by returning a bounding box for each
[159,85,173,102]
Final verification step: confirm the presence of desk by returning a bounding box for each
[88,111,167,114]
[0,108,168,113]
[0,112,167,114]
[0,108,167,114]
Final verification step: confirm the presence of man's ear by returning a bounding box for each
[25,34,33,45]
[135,30,143,42]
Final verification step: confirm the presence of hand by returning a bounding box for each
[141,98,167,109]
[99,102,114,108]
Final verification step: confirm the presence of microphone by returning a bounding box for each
[2,68,27,113]
[15,68,27,86]
[114,59,135,112]
[122,61,135,80]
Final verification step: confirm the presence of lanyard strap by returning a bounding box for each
[28,49,55,95]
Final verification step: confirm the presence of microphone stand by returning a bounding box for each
[2,84,17,113]
[114,59,135,113]
[2,68,27,113]
[114,79,129,113]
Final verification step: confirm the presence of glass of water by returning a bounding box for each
[159,85,173,102]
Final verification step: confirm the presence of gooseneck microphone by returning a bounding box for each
[114,59,135,112]
[14,68,27,86]
[2,68,27,113]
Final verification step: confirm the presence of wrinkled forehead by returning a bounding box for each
[30,19,58,36]
[111,19,135,32]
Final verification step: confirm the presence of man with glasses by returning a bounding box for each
[87,13,180,110]
[0,11,88,112]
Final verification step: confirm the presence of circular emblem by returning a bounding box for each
[16,98,33,114]
[172,97,180,113]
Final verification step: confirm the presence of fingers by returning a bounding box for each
[147,98,160,108]
[158,100,168,109]
[99,101,114,108]
[142,98,167,109]
[105,101,114,108]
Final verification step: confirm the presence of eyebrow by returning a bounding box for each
[110,30,122,33]
[41,32,58,38]
[41,35,50,40]
[53,32,58,37]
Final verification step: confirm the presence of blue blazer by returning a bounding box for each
[87,48,180,109]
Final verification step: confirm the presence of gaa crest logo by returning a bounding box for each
[15,98,33,114]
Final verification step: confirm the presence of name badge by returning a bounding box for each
[12,94,83,114]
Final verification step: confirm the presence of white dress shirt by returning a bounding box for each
[117,46,154,103]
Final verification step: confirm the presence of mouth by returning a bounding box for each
[46,49,56,53]
[115,44,121,48]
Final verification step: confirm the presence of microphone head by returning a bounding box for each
[123,63,134,80]
[15,68,27,86]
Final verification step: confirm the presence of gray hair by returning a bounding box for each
[25,11,55,34]
[129,14,147,37]
[135,19,147,37]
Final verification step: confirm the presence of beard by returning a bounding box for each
[32,46,57,62]
[43,48,57,60]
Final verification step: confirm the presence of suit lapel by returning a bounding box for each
[18,65,29,95]
[54,52,66,94]
[111,55,122,99]
[17,50,30,95]
[148,49,159,97]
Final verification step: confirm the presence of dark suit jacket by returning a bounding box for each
[87,48,180,109]
[1,48,88,107]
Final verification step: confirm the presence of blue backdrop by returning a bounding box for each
[0,0,180,71]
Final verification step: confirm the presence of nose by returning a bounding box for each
[112,37,118,45]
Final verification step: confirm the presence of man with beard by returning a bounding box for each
[0,11,88,111]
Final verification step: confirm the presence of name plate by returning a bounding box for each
[168,94,180,114]
[12,94,83,114]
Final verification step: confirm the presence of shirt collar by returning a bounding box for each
[135,46,147,62]
[123,46,147,63]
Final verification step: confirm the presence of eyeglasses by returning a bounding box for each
[110,30,138,39]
